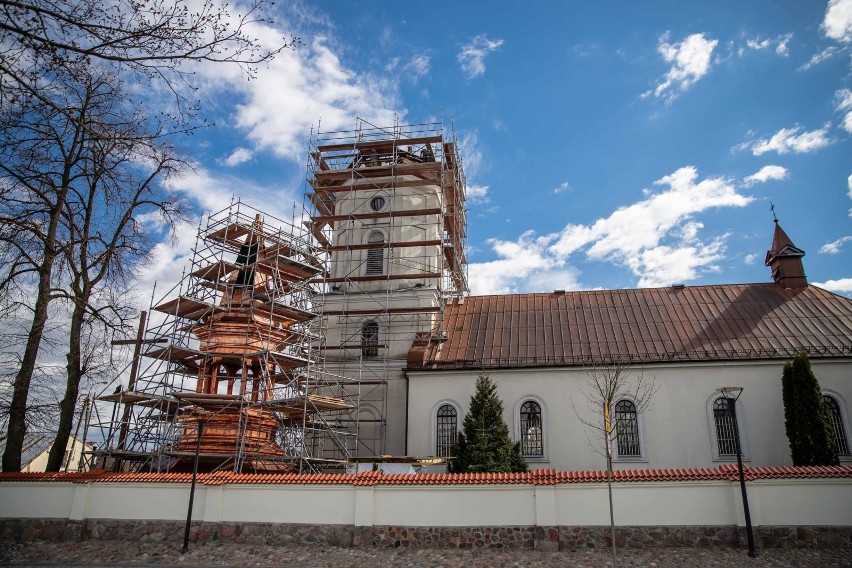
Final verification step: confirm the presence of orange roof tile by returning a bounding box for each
[2,465,850,486]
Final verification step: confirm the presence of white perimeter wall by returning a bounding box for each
[2,478,850,528]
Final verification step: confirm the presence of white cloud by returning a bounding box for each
[776,33,793,56]
[837,89,852,133]
[744,253,758,265]
[469,166,753,293]
[746,38,772,51]
[737,125,831,155]
[553,181,571,194]
[404,54,430,82]
[820,236,852,254]
[642,33,718,104]
[467,231,579,295]
[743,33,793,56]
[458,130,483,178]
[197,33,401,160]
[848,173,852,199]
[220,147,253,167]
[813,278,852,293]
[467,184,490,206]
[823,0,852,42]
[458,34,504,79]
[800,46,839,69]
[742,165,788,186]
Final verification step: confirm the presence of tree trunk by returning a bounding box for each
[1,254,57,472]
[46,299,86,471]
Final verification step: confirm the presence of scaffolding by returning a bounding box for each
[88,200,361,473]
[306,118,469,457]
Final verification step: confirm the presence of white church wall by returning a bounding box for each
[406,359,852,470]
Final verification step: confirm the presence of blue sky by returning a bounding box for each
[149,0,852,297]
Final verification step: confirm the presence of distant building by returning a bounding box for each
[0,433,92,473]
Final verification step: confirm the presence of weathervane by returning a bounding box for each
[770,202,778,223]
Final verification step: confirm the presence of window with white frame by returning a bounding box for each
[520,400,544,457]
[361,321,379,358]
[823,394,850,456]
[365,231,385,275]
[614,399,641,457]
[435,404,458,457]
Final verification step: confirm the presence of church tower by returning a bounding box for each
[765,221,807,288]
[306,120,468,457]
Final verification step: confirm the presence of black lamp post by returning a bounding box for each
[182,415,208,554]
[717,387,757,558]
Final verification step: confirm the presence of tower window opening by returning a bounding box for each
[370,196,386,211]
[362,321,379,358]
[366,231,385,275]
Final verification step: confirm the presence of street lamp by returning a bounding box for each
[716,386,757,558]
[182,412,211,554]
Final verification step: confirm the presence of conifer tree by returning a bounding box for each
[781,352,839,466]
[448,374,527,473]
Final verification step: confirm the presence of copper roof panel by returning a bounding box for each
[421,284,852,368]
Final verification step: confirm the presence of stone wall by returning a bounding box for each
[1,519,849,551]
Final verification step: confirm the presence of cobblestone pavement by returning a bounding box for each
[2,541,851,568]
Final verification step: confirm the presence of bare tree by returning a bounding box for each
[44,74,186,471]
[574,359,658,568]
[0,0,292,472]
[0,67,186,471]
[0,0,296,118]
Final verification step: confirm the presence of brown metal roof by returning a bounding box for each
[422,284,852,369]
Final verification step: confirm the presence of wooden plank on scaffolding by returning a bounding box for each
[325,239,442,252]
[316,135,442,153]
[310,151,332,171]
[262,394,354,412]
[250,301,316,324]
[310,175,442,192]
[256,254,323,281]
[323,307,440,316]
[152,296,217,321]
[311,207,442,223]
[171,392,243,406]
[304,220,331,248]
[317,272,442,284]
[144,345,204,366]
[313,161,442,182]
[204,222,252,246]
[192,260,238,282]
[97,391,156,404]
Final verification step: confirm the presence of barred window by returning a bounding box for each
[365,231,385,275]
[713,397,738,456]
[435,404,458,458]
[361,321,379,358]
[615,399,641,457]
[520,400,543,457]
[823,395,850,456]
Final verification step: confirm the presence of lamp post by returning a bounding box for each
[182,413,210,554]
[717,387,757,558]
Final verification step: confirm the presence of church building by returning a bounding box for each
[309,123,852,471]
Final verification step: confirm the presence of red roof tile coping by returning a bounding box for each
[1,465,850,486]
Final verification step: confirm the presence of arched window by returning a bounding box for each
[713,397,738,456]
[614,399,641,457]
[361,321,379,358]
[365,231,385,275]
[520,400,543,457]
[435,404,458,457]
[823,395,850,456]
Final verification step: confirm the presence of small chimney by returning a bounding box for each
[764,221,807,288]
